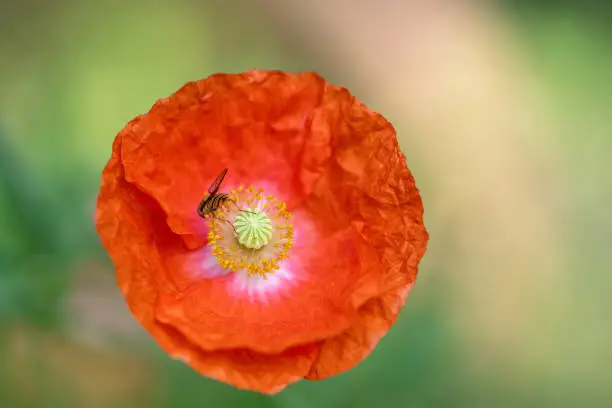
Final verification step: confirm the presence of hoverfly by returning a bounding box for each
[197,168,257,231]
[198,168,230,219]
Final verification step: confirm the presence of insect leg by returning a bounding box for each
[211,212,238,235]
[228,198,258,214]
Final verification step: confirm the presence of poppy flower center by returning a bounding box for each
[233,209,273,249]
[206,186,294,278]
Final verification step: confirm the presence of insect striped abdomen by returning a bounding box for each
[198,193,230,218]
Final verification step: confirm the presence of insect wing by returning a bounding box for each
[208,168,228,194]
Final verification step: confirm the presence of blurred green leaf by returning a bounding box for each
[0,125,72,326]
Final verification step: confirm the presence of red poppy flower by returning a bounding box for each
[95,70,428,394]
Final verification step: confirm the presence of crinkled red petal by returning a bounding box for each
[306,284,414,379]
[96,139,318,393]
[95,70,428,390]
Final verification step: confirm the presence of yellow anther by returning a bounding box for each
[207,184,294,278]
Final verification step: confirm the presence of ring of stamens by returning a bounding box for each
[206,185,294,278]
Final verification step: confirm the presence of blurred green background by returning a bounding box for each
[1,1,610,407]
